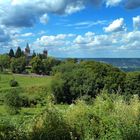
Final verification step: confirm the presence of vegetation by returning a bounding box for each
[10,57,26,73]
[0,93,140,139]
[51,61,127,103]
[0,47,140,139]
[0,55,10,72]
[9,79,19,87]
[4,90,21,114]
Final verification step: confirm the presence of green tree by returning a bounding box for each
[8,48,14,58]
[124,72,140,96]
[10,57,26,73]
[30,56,44,74]
[15,47,24,58]
[32,50,36,58]
[43,57,61,75]
[52,61,126,103]
[0,55,10,72]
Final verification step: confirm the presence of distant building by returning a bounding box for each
[25,43,30,57]
[24,44,48,64]
[43,49,48,57]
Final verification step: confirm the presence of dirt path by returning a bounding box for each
[13,73,49,77]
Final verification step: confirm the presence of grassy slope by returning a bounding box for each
[0,74,53,125]
[0,74,52,90]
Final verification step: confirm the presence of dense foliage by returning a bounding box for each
[10,57,26,73]
[9,79,19,87]
[51,61,127,103]
[4,90,21,114]
[0,55,10,72]
[0,93,140,139]
[125,72,140,97]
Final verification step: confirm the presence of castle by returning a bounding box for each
[24,43,48,58]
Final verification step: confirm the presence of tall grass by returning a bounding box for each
[29,93,140,140]
[0,93,140,140]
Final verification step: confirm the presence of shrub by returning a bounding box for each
[30,103,74,140]
[43,57,61,75]
[4,90,21,114]
[9,79,19,87]
[30,56,44,74]
[124,72,140,97]
[10,57,26,73]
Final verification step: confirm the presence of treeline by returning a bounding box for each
[0,47,60,74]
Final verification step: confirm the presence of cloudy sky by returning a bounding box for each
[0,0,140,58]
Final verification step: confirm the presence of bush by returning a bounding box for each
[27,93,140,140]
[30,103,74,140]
[1,93,140,139]
[10,57,26,73]
[4,90,21,114]
[43,57,61,75]
[124,72,140,97]
[9,79,19,87]
[30,56,44,74]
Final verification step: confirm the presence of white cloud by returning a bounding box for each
[104,18,126,32]
[106,0,122,7]
[133,16,140,30]
[40,14,49,25]
[33,33,74,51]
[32,30,140,55]
[65,20,107,29]
[0,0,139,29]
[0,26,10,42]
[21,32,34,37]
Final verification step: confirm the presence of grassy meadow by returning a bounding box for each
[0,74,52,130]
[0,74,52,90]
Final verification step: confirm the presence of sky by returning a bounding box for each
[0,0,140,58]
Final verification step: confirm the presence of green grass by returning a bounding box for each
[0,73,53,124]
[0,73,52,90]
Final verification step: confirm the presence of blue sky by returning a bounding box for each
[0,0,140,58]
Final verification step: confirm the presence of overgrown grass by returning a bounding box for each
[30,93,140,140]
[0,93,140,139]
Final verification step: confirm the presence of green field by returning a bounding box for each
[0,73,53,128]
[0,74,52,90]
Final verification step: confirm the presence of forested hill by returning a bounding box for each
[58,58,140,72]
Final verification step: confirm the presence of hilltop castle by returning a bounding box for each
[24,43,48,58]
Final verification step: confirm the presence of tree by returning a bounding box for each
[32,50,36,58]
[66,58,78,63]
[124,72,140,96]
[0,55,10,72]
[10,57,26,73]
[8,49,14,58]
[51,61,126,103]
[30,56,44,74]
[43,57,61,75]
[15,47,24,58]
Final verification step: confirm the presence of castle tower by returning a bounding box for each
[25,43,30,56]
[43,49,48,57]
